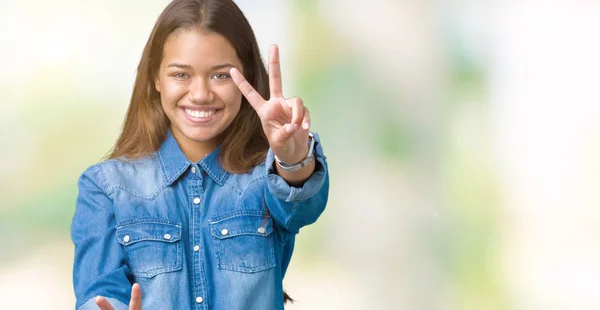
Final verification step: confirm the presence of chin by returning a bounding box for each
[182,130,216,142]
[178,126,220,143]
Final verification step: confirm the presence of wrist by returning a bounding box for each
[275,145,308,165]
[274,133,315,172]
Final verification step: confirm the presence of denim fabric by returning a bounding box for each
[71,130,329,309]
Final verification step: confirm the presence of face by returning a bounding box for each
[154,28,243,157]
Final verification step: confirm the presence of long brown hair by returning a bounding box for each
[107,0,269,174]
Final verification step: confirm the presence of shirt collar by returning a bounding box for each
[198,145,229,185]
[158,129,229,186]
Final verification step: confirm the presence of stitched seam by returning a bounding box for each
[117,237,181,245]
[248,175,267,186]
[225,181,242,195]
[106,178,170,201]
[106,185,153,200]
[130,260,182,278]
[150,182,168,200]
[208,211,269,223]
[211,230,272,239]
[163,161,189,186]
[102,155,173,200]
[284,201,299,231]
[96,164,114,198]
[171,164,189,184]
[204,165,220,184]
[218,171,228,184]
[158,150,169,183]
[117,218,181,227]
[217,263,275,273]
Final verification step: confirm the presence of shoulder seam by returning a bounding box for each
[95,163,114,198]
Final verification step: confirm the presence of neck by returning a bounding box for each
[171,126,217,163]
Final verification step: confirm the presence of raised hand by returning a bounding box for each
[230,45,311,167]
[95,283,142,310]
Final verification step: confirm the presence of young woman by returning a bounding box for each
[70,0,329,309]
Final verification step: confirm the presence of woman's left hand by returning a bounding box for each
[230,45,311,165]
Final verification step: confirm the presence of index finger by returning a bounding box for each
[230,67,265,110]
[269,44,283,98]
[129,283,142,310]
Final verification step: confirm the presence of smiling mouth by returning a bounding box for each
[184,108,216,118]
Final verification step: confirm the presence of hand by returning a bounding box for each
[95,283,142,310]
[230,45,311,165]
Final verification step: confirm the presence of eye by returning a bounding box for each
[211,73,230,80]
[172,73,189,80]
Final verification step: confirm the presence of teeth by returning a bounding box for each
[185,108,215,118]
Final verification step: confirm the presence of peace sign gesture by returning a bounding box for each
[230,45,311,167]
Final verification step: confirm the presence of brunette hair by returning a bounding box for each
[107,0,269,174]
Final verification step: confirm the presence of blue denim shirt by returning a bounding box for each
[71,130,329,309]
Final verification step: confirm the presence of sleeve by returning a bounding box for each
[71,164,131,310]
[264,132,330,234]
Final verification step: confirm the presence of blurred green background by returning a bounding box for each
[2,1,600,309]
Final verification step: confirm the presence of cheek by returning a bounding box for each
[159,80,186,106]
[231,92,243,111]
[218,84,243,110]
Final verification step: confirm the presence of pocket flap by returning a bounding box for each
[209,214,273,240]
[116,221,182,245]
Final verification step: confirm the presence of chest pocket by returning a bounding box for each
[209,213,276,273]
[116,220,182,278]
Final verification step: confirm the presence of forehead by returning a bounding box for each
[161,28,240,69]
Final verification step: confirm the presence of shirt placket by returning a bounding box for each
[189,164,209,309]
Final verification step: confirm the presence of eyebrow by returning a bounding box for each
[211,63,236,70]
[166,63,236,70]
[166,63,192,69]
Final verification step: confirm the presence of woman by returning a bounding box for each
[71,0,329,309]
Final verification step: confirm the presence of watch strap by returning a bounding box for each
[274,133,315,172]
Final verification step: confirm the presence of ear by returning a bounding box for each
[154,76,161,93]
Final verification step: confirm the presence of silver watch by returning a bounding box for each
[274,133,315,172]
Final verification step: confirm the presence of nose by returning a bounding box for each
[187,78,214,103]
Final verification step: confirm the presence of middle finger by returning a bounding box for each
[289,97,304,127]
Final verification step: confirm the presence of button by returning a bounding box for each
[257,227,266,234]
[195,296,203,304]
[164,233,171,240]
[193,197,201,204]
[123,235,130,243]
[221,229,229,236]
[193,245,200,252]
[191,166,196,174]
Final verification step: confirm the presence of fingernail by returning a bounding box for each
[303,122,310,130]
